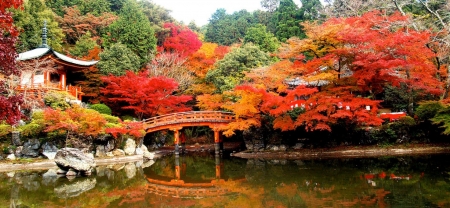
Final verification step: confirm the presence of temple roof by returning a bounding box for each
[17,48,98,67]
[17,22,98,67]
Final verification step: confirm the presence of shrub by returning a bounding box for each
[102,114,121,124]
[121,115,137,121]
[90,103,112,115]
[415,101,445,122]
[0,123,12,139]
[44,91,76,110]
[431,106,450,135]
[18,111,45,138]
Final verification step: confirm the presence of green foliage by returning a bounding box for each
[46,0,112,16]
[70,31,98,57]
[205,9,260,45]
[12,0,64,52]
[90,103,112,115]
[17,111,45,138]
[102,114,121,124]
[383,84,412,112]
[370,116,417,144]
[206,43,271,92]
[369,125,397,145]
[298,0,323,21]
[383,83,437,115]
[244,24,280,53]
[139,1,176,45]
[102,114,121,129]
[120,115,136,121]
[45,0,82,16]
[104,0,157,66]
[0,123,12,139]
[272,0,303,42]
[415,101,445,122]
[43,91,76,110]
[97,43,141,76]
[78,0,111,16]
[431,105,450,135]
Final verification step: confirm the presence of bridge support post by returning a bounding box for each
[173,129,180,155]
[174,154,180,180]
[215,154,223,179]
[180,131,186,154]
[213,130,223,155]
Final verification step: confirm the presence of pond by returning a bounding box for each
[0,153,449,207]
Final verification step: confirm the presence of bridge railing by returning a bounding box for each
[143,111,235,129]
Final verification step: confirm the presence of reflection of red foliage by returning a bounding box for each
[362,172,412,180]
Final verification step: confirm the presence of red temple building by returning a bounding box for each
[15,22,97,102]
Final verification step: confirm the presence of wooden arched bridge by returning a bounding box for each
[143,111,236,154]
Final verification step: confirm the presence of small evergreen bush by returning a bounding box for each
[44,91,76,110]
[90,103,112,115]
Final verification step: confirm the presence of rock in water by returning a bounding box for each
[54,178,96,199]
[123,138,136,155]
[54,148,96,175]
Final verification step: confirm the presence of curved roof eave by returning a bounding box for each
[17,48,98,67]
[17,48,51,61]
[53,51,98,66]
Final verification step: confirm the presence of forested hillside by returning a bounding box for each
[2,0,450,147]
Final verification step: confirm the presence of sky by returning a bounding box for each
[150,0,278,26]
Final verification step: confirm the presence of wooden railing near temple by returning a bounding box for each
[16,82,83,101]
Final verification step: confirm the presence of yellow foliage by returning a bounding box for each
[198,42,218,58]
[196,94,225,110]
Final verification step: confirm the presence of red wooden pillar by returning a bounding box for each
[180,131,186,154]
[43,71,48,86]
[215,155,223,179]
[212,128,223,155]
[172,127,182,155]
[60,72,66,90]
[174,154,180,180]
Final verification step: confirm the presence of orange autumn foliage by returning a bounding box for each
[186,43,230,78]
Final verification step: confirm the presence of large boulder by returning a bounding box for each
[11,131,23,146]
[54,148,96,175]
[95,145,107,157]
[21,138,40,157]
[112,149,125,156]
[123,138,136,155]
[144,151,155,160]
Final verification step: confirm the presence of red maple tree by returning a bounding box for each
[160,22,202,57]
[101,71,192,120]
[0,0,23,125]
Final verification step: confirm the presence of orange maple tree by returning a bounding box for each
[213,11,443,135]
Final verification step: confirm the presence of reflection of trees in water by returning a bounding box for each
[0,161,148,208]
[0,155,449,207]
[145,154,247,181]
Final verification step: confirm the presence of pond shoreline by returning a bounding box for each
[2,143,450,172]
[0,154,152,172]
[232,144,450,159]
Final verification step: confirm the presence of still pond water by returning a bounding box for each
[1,153,449,208]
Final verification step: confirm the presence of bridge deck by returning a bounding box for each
[143,111,235,133]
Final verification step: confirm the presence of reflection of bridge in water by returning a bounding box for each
[145,155,245,199]
[143,111,236,155]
